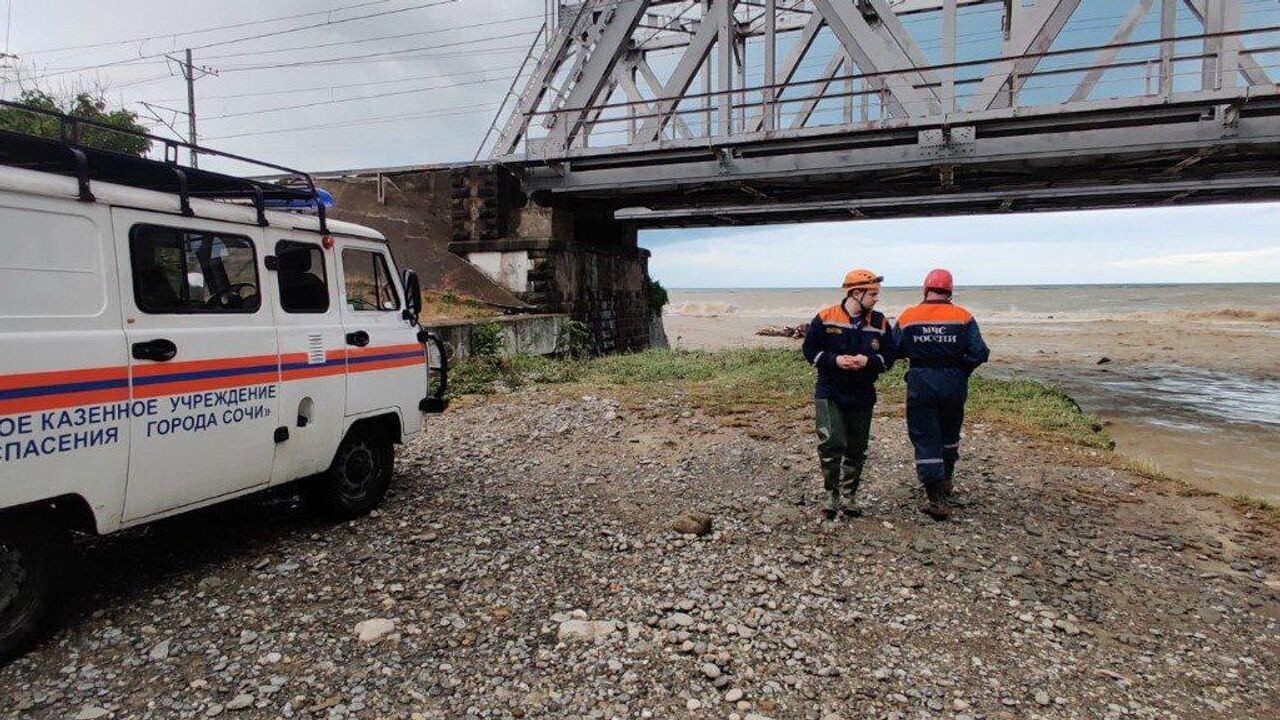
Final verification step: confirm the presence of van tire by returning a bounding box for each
[307,424,394,521]
[0,520,63,665]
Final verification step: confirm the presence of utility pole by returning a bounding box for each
[184,48,198,167]
[161,49,218,168]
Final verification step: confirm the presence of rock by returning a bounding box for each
[557,619,617,642]
[226,694,254,711]
[725,688,744,702]
[700,662,722,679]
[1096,356,1112,365]
[238,629,259,645]
[205,703,225,718]
[197,576,224,592]
[1035,690,1051,706]
[686,698,703,711]
[148,638,171,661]
[1054,619,1082,636]
[669,612,695,627]
[354,618,396,643]
[672,511,713,536]
[75,708,110,720]
[760,504,804,527]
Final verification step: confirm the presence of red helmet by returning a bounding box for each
[923,268,954,293]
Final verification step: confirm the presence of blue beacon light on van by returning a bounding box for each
[262,188,335,211]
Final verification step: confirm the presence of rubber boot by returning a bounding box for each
[839,475,863,517]
[823,493,839,521]
[941,459,956,500]
[919,482,951,522]
[822,468,841,521]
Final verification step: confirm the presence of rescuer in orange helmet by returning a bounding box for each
[801,269,898,519]
[891,269,990,521]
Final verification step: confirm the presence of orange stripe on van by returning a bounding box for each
[350,356,424,373]
[346,343,422,358]
[132,371,283,399]
[280,365,347,381]
[0,366,129,393]
[130,353,283,378]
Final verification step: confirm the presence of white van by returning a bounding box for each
[0,110,447,660]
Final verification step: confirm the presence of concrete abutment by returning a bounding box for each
[447,165,655,354]
[323,164,658,353]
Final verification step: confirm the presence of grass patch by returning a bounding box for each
[419,291,502,321]
[1230,495,1280,527]
[966,375,1114,450]
[448,347,1113,451]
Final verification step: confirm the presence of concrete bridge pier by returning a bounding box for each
[448,165,655,354]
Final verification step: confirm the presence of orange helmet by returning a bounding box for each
[924,268,954,293]
[842,269,884,292]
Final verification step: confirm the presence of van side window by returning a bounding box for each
[130,225,260,314]
[342,249,400,312]
[276,241,329,313]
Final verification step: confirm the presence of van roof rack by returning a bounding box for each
[0,99,329,232]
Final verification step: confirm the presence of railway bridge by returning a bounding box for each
[381,1,1280,350]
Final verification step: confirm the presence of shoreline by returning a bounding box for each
[662,309,1280,503]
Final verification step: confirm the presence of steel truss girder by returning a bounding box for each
[612,176,1280,226]
[516,100,1280,220]
[487,0,1280,162]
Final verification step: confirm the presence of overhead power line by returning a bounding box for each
[204,101,499,140]
[19,0,400,56]
[205,76,508,119]
[156,65,514,102]
[199,13,544,61]
[34,0,458,81]
[216,29,535,72]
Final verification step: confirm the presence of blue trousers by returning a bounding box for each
[905,368,968,488]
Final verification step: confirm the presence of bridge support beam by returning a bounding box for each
[449,166,655,354]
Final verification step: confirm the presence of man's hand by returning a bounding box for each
[836,355,868,370]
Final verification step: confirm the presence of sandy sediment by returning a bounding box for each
[3,388,1278,719]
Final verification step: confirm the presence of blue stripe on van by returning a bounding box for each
[347,351,422,365]
[131,362,281,387]
[0,378,131,401]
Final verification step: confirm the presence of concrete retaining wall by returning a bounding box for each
[423,314,569,362]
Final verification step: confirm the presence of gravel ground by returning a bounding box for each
[3,386,1278,720]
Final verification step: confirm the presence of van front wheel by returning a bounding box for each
[0,521,61,664]
[307,424,393,521]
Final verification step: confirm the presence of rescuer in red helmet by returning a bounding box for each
[801,269,898,519]
[891,269,989,521]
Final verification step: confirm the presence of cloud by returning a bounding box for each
[1110,247,1280,269]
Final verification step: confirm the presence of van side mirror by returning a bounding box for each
[401,269,422,324]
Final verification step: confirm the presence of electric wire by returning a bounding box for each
[31,0,459,81]
[203,101,500,140]
[19,0,401,56]
[204,76,509,119]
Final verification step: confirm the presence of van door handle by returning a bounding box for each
[132,338,178,362]
[345,331,370,348]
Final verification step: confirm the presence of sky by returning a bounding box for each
[3,0,1278,288]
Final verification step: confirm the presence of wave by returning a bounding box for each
[1181,308,1280,323]
[665,302,742,317]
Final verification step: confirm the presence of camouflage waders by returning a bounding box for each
[814,399,873,514]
